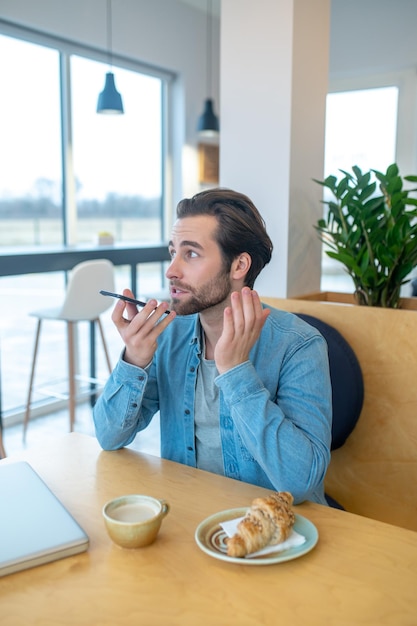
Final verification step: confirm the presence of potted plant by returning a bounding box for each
[313,163,417,308]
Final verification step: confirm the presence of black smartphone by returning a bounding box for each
[99,290,170,314]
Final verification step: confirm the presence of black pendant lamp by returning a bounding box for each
[97,0,124,114]
[197,0,219,135]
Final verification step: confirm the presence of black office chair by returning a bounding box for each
[295,313,364,510]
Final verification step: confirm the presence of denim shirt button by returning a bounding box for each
[185,409,190,415]
[138,375,145,381]
[189,366,195,372]
[187,446,194,451]
[132,403,138,408]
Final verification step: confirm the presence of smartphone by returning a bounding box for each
[99,290,170,314]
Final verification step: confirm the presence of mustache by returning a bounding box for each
[169,281,193,292]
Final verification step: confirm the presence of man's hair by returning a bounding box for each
[176,188,273,288]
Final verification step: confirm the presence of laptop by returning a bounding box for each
[0,461,89,577]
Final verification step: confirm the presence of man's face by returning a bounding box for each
[166,215,232,316]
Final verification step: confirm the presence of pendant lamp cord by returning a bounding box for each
[206,0,212,97]
[107,0,113,69]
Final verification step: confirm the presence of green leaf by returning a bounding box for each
[313,162,417,307]
[386,163,399,178]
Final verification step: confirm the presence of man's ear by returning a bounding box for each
[231,252,252,280]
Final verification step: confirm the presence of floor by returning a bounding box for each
[1,401,161,459]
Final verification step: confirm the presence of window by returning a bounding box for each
[0,23,171,420]
[321,86,398,292]
[0,35,62,245]
[71,56,164,244]
[324,86,398,177]
[0,27,169,247]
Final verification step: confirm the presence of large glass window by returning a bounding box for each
[0,31,167,247]
[0,35,62,246]
[71,56,163,244]
[324,86,398,177]
[321,86,398,292]
[0,25,169,421]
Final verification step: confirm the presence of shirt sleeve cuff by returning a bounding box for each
[215,360,265,403]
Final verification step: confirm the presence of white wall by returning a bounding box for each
[329,0,417,80]
[220,0,330,297]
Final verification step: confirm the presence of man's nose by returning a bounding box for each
[166,256,181,279]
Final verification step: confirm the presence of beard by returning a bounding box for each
[169,267,232,316]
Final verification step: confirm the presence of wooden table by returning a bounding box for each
[1,433,417,625]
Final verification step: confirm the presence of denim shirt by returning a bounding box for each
[93,305,332,505]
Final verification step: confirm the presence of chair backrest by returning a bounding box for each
[59,259,115,321]
[295,313,364,450]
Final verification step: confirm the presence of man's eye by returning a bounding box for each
[187,250,198,258]
[169,249,176,258]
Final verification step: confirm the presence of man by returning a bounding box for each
[93,188,332,505]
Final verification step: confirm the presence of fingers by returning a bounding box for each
[111,289,165,327]
[216,288,269,373]
[228,287,269,336]
[123,305,176,367]
[123,288,142,320]
[110,289,176,367]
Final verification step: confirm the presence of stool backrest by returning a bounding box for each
[59,259,115,321]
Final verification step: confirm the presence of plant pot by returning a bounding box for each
[293,290,417,311]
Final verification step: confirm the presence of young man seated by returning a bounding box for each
[93,188,332,505]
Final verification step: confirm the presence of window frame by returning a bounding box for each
[0,17,175,246]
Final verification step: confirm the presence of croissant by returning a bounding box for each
[226,491,295,558]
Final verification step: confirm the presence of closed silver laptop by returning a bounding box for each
[0,461,89,577]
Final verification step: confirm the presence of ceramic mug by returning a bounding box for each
[103,494,170,548]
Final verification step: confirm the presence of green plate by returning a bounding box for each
[195,507,318,565]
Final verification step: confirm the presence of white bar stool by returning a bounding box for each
[23,259,115,441]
